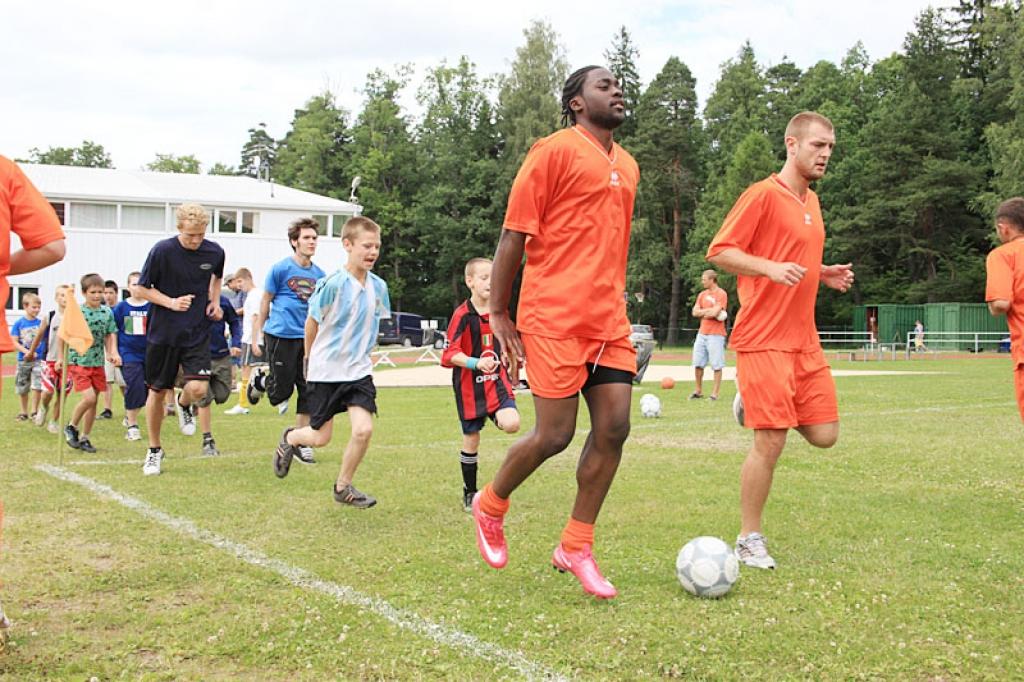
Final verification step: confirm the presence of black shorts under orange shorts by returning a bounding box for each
[735,348,838,430]
[520,333,636,399]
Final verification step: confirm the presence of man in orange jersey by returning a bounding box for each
[985,197,1024,422]
[707,112,854,570]
[0,155,66,646]
[471,66,639,599]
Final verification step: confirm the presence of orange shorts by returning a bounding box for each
[521,333,636,399]
[68,365,107,393]
[1015,365,1024,422]
[735,348,838,430]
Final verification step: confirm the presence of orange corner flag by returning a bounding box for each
[58,286,93,355]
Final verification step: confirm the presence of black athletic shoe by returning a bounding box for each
[274,427,296,478]
[97,409,113,420]
[247,368,266,406]
[463,488,476,513]
[333,483,377,509]
[77,437,97,454]
[63,424,81,449]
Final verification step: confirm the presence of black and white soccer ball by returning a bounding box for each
[639,393,661,418]
[676,536,739,598]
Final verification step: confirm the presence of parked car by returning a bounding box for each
[378,312,427,347]
[630,324,656,383]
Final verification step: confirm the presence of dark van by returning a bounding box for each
[377,312,427,347]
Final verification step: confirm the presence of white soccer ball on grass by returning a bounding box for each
[676,536,740,598]
[639,393,661,418]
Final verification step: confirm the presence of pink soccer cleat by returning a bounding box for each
[472,492,508,569]
[551,543,618,599]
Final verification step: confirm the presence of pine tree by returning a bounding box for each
[274,92,351,198]
[604,26,642,142]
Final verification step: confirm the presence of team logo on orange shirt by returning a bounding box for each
[804,212,812,225]
[610,170,621,187]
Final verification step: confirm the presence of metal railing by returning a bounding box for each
[818,330,899,360]
[904,331,1008,358]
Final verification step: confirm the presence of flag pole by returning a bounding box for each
[58,342,69,467]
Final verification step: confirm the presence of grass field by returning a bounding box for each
[1,357,1022,680]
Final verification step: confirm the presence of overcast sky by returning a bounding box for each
[2,0,948,172]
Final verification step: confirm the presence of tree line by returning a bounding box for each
[22,2,1024,341]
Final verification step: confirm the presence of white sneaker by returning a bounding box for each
[33,410,46,427]
[732,391,745,427]
[125,426,142,441]
[276,402,289,415]
[143,448,164,476]
[735,532,776,569]
[223,405,249,415]
[294,446,317,464]
[175,393,196,436]
[47,421,59,434]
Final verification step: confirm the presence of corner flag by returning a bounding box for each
[58,286,92,355]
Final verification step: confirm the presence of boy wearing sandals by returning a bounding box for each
[273,217,390,508]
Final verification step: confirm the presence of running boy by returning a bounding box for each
[273,217,390,508]
[59,274,120,453]
[442,258,520,511]
[188,293,241,455]
[26,285,70,432]
[99,279,121,419]
[985,197,1024,422]
[10,292,44,421]
[112,272,150,441]
[225,267,262,415]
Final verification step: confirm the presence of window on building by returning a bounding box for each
[312,215,329,236]
[49,202,66,226]
[69,202,116,230]
[6,286,40,311]
[121,205,166,231]
[333,214,353,238]
[217,209,239,233]
[241,211,259,234]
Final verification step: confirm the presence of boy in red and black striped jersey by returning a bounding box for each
[442,258,521,511]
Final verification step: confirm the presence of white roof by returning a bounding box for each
[20,163,361,213]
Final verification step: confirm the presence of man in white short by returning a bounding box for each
[690,269,728,400]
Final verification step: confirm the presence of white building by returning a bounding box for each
[7,164,360,324]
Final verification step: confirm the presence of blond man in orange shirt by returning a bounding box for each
[985,197,1024,422]
[707,112,854,570]
[471,66,639,599]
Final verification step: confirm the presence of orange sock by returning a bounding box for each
[561,517,595,553]
[478,483,510,518]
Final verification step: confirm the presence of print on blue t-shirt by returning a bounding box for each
[112,300,151,364]
[139,236,225,348]
[263,256,325,339]
[10,317,42,361]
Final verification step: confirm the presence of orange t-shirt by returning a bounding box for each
[985,238,1024,367]
[706,174,824,352]
[696,287,728,336]
[0,156,64,352]
[503,125,639,341]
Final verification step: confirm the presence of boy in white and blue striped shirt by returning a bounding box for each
[274,217,391,508]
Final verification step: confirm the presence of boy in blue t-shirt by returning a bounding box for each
[188,293,241,456]
[10,292,44,421]
[248,217,325,463]
[112,271,151,441]
[275,217,390,508]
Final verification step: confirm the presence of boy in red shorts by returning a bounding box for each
[707,111,855,570]
[472,66,639,599]
[985,197,1024,421]
[58,273,120,453]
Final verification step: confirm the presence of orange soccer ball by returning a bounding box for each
[660,376,676,390]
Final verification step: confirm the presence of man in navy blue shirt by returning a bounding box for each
[137,203,226,476]
[248,217,325,464]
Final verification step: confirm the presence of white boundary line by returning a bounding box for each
[35,464,567,682]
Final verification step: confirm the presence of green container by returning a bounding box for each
[853,304,925,345]
[922,302,1007,350]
